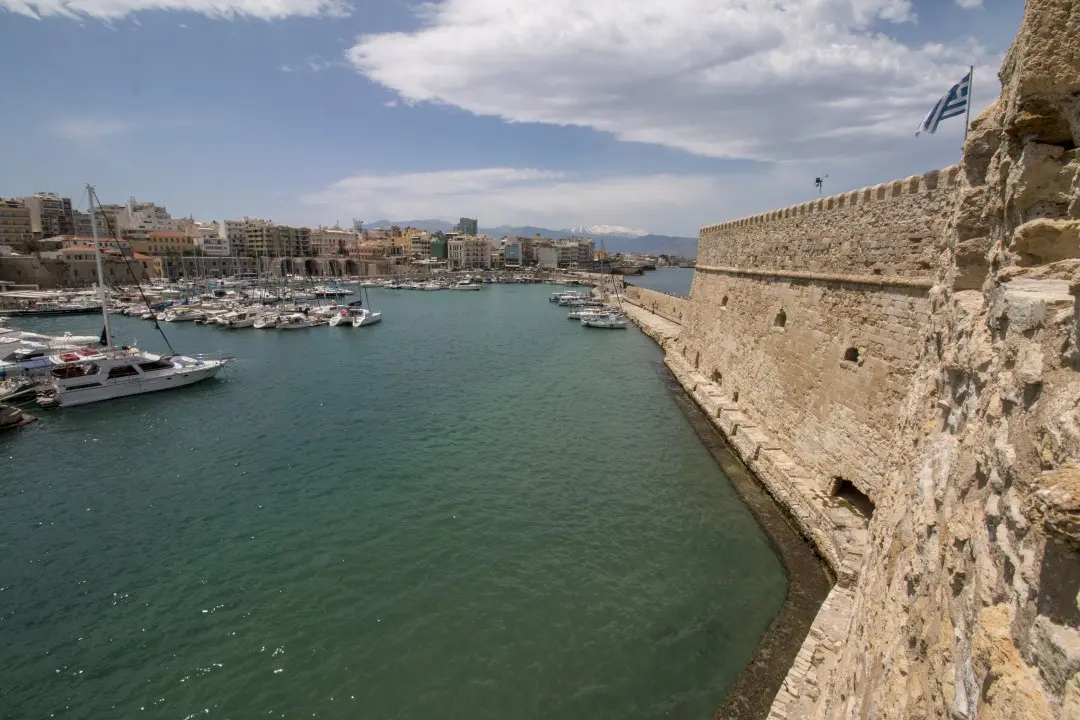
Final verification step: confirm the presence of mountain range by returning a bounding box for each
[365,219,698,258]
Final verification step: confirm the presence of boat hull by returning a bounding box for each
[45,363,225,407]
[0,307,103,318]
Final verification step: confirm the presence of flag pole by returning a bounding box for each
[964,65,973,141]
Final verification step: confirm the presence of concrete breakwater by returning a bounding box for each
[619,2,1080,715]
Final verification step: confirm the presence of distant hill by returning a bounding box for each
[366,219,698,257]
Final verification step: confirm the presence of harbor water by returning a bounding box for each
[625,267,696,297]
[1,284,786,719]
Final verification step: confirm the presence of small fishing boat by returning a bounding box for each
[581,313,628,329]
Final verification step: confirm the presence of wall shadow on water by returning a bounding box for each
[653,362,833,720]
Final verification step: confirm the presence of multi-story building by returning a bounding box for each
[536,244,558,269]
[353,241,387,264]
[130,231,194,256]
[566,238,595,265]
[240,220,311,257]
[183,222,228,256]
[115,198,184,243]
[218,219,246,256]
[0,200,32,251]
[456,217,478,236]
[70,205,124,240]
[311,226,359,256]
[447,236,490,270]
[488,239,506,270]
[407,231,432,258]
[555,243,577,268]
[18,193,75,238]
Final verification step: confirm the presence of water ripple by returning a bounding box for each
[2,286,785,719]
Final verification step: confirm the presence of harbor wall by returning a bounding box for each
[685,167,960,505]
[648,3,1080,717]
[623,286,688,325]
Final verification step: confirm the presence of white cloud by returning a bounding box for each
[280,64,294,73]
[955,0,983,8]
[1,0,349,21]
[347,0,997,162]
[383,100,398,108]
[49,117,139,142]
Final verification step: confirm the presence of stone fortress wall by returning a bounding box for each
[622,2,1078,716]
[623,286,688,325]
[688,167,961,506]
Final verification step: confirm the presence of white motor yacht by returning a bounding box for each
[163,307,204,322]
[225,309,259,329]
[278,313,317,329]
[450,281,481,291]
[37,347,229,408]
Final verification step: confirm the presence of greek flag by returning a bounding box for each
[916,71,970,136]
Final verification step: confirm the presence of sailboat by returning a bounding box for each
[36,185,231,408]
[328,284,382,327]
[580,239,628,329]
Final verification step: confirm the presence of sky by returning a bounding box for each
[0,0,1024,237]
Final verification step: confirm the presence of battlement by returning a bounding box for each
[700,166,961,235]
[695,165,959,281]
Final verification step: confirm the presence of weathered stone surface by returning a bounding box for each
[624,4,1079,718]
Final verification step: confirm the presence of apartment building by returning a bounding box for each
[242,220,311,257]
[187,222,230,256]
[447,236,490,270]
[115,199,184,241]
[0,200,32,250]
[18,193,75,238]
[456,217,478,235]
[311,226,359,256]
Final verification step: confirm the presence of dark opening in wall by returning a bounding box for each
[830,477,875,519]
[732,390,739,403]
[694,351,700,369]
[774,309,787,328]
[720,295,729,308]
[844,347,860,363]
[711,370,722,385]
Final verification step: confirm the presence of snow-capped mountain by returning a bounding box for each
[565,225,648,237]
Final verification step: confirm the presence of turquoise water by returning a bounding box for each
[1,285,786,719]
[626,268,696,297]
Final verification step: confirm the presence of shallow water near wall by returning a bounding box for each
[625,267,696,297]
[2,284,786,719]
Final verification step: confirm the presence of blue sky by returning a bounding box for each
[0,0,1024,236]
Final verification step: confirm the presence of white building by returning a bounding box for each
[218,219,246,256]
[116,199,185,242]
[189,221,230,256]
[447,236,491,270]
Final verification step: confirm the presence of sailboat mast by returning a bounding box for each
[88,184,111,346]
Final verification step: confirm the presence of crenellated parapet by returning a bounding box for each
[700,165,961,235]
[695,165,961,281]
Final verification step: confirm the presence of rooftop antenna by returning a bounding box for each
[814,174,829,197]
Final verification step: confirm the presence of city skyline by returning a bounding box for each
[0,1,1021,236]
